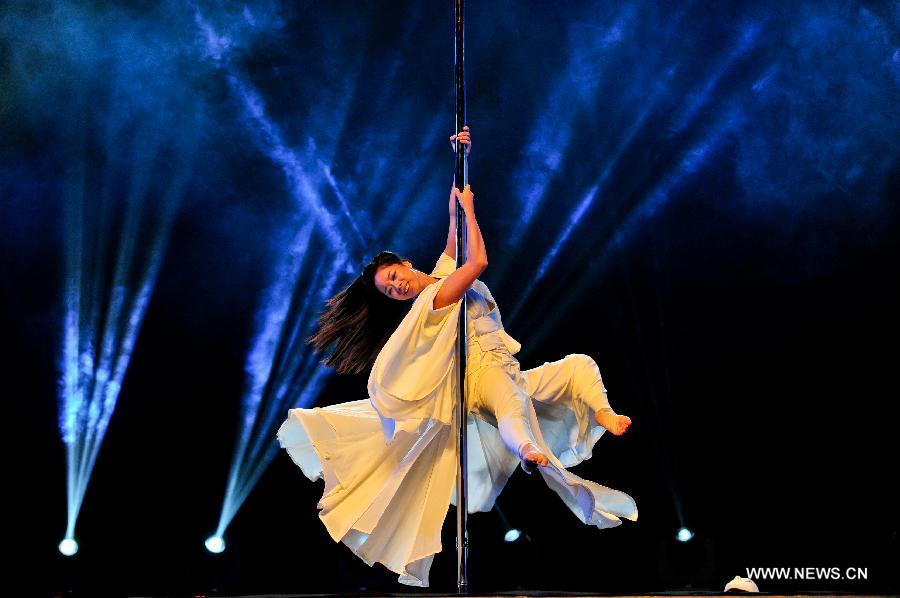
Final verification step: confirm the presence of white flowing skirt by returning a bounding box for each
[276,352,637,587]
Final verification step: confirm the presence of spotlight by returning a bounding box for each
[677,527,694,542]
[504,528,522,542]
[58,538,79,556]
[205,535,226,554]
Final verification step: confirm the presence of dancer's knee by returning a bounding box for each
[567,353,600,377]
[565,353,610,410]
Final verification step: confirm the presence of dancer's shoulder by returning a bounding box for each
[430,252,457,278]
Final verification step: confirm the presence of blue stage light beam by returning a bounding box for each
[503,14,761,326]
[606,111,739,257]
[319,158,368,248]
[193,9,375,545]
[231,222,317,466]
[528,108,740,350]
[526,8,635,229]
[504,65,676,326]
[213,239,349,539]
[493,8,638,285]
[59,122,193,546]
[507,184,598,323]
[227,356,333,522]
[666,21,762,138]
[193,8,361,258]
[230,75,354,256]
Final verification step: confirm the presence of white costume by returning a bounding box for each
[277,253,637,586]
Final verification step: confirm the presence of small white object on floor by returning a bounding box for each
[724,576,760,592]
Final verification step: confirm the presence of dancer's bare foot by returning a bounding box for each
[521,444,549,467]
[594,408,632,435]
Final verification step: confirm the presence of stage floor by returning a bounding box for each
[147,593,893,598]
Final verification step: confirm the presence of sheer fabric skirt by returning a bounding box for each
[277,350,637,587]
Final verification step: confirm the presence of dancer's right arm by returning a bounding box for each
[433,184,486,310]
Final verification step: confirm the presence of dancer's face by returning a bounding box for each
[374,260,422,300]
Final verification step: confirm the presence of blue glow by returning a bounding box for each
[319,158,368,248]
[611,111,737,249]
[504,529,522,543]
[508,185,599,322]
[677,527,694,542]
[194,8,359,258]
[214,219,347,530]
[667,21,762,137]
[496,7,635,278]
[231,75,350,255]
[527,108,739,349]
[504,69,676,327]
[214,243,346,536]
[194,6,371,542]
[58,123,191,541]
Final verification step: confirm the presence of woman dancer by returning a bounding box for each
[277,128,637,587]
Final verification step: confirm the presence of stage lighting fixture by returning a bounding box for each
[677,527,694,542]
[504,528,522,542]
[58,538,79,556]
[205,535,226,554]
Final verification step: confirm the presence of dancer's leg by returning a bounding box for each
[523,353,631,435]
[475,367,548,466]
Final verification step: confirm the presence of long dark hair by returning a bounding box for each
[307,251,414,375]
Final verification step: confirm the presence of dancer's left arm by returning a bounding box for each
[443,183,458,260]
[443,126,470,260]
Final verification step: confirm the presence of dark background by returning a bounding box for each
[2,0,898,595]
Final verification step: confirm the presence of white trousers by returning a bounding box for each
[471,353,612,459]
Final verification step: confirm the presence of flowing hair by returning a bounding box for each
[307,251,414,375]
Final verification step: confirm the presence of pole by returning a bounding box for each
[453,0,469,593]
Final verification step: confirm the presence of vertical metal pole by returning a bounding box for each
[453,0,469,593]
